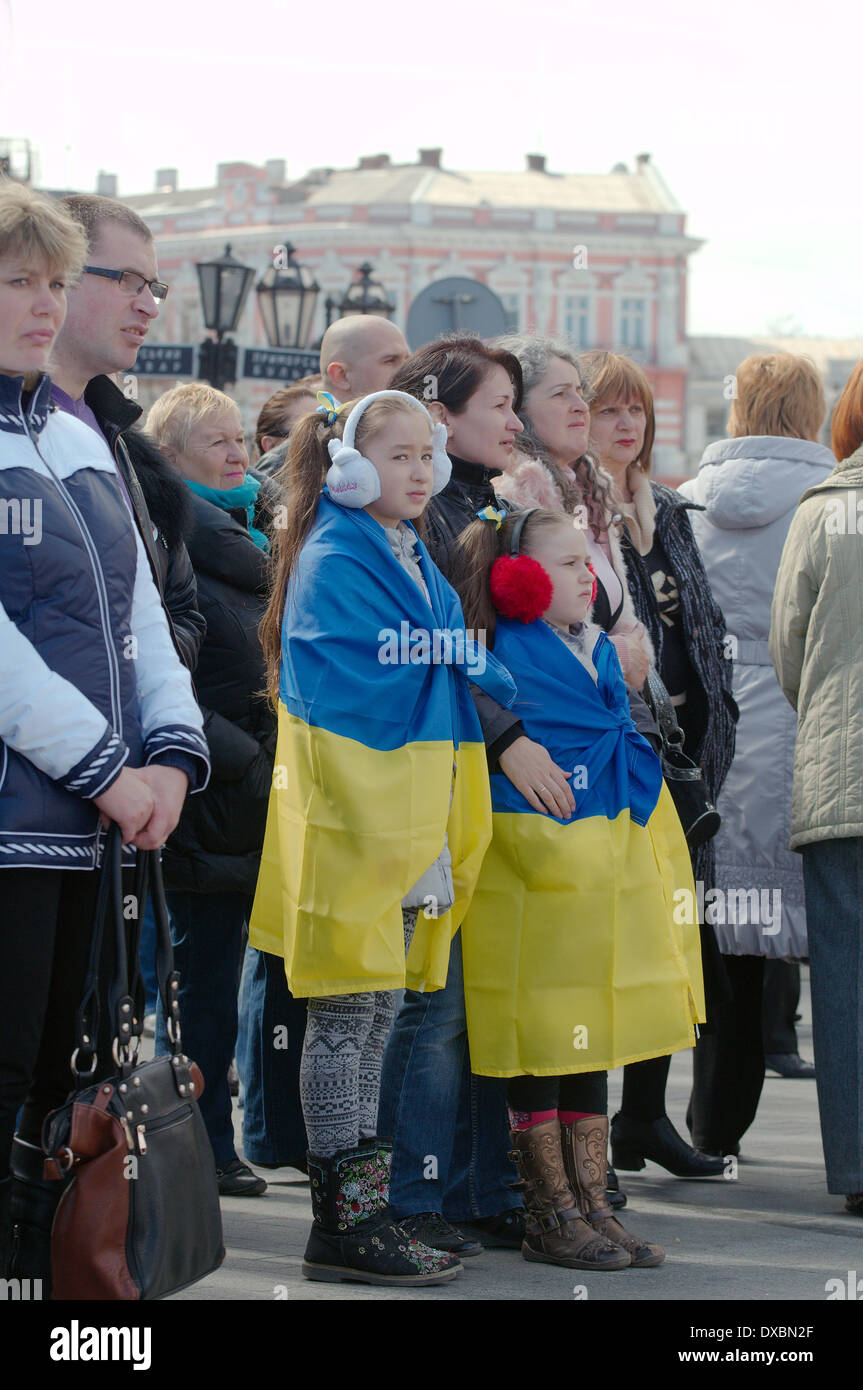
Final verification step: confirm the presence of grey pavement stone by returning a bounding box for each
[172,969,861,1301]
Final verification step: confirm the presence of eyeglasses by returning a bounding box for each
[83,265,169,300]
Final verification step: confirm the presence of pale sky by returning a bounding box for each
[3,0,861,339]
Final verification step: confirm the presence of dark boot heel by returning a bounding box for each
[611,1113,725,1178]
[611,1143,645,1172]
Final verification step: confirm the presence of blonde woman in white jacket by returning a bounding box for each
[0,182,209,1285]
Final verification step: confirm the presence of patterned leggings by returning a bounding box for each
[300,909,418,1157]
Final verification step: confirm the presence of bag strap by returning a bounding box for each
[72,823,124,1087]
[645,666,685,750]
[72,826,184,1087]
[150,846,184,1053]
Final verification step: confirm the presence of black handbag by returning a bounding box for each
[644,667,721,849]
[42,824,225,1300]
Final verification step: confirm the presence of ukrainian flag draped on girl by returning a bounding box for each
[461,615,706,1078]
[249,492,515,998]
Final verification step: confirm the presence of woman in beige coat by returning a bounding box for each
[769,359,863,1214]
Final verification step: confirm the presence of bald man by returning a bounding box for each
[319,315,410,402]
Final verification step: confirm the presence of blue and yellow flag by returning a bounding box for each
[249,493,514,998]
[461,617,706,1077]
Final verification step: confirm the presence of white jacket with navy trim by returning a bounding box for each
[0,372,209,869]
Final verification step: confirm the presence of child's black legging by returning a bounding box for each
[507,1071,608,1115]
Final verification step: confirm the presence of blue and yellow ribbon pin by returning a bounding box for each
[316,391,348,425]
[476,505,507,530]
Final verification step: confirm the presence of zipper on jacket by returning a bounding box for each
[111,432,190,672]
[20,402,124,738]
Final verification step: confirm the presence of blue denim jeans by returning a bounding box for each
[138,895,159,1015]
[801,837,863,1194]
[239,944,309,1165]
[378,929,520,1221]
[155,890,250,1166]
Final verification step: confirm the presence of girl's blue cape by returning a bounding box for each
[489,618,662,826]
[281,492,515,750]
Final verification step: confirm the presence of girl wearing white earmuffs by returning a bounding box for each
[251,388,515,1287]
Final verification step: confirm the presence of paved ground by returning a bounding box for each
[171,969,861,1302]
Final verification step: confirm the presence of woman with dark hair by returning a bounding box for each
[770,359,863,1214]
[391,335,523,556]
[378,335,564,1257]
[578,349,736,1180]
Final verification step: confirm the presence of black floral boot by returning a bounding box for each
[302,1140,462,1286]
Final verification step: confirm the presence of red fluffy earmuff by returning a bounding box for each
[489,554,553,623]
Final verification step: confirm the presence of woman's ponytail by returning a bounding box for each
[450,508,567,646]
[449,515,510,648]
[259,409,350,706]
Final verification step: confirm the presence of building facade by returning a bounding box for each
[118,149,702,474]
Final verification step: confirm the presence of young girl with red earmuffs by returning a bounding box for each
[449,506,707,1273]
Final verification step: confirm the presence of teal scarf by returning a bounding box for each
[185,473,270,552]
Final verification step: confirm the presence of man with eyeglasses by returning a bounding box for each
[53,194,205,671]
[51,197,207,1109]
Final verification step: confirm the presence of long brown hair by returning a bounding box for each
[577,349,656,475]
[259,395,434,705]
[449,509,569,647]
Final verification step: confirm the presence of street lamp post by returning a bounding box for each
[255,242,320,349]
[324,262,396,328]
[196,243,255,391]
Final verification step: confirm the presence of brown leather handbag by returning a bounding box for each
[42,825,225,1300]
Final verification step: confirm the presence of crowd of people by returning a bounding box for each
[1,179,861,1295]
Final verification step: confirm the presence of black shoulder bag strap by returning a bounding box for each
[72,826,184,1089]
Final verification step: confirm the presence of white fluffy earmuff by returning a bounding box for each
[325,390,452,508]
[325,439,381,508]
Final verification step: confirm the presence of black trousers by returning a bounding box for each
[687,954,766,1154]
[762,959,801,1055]
[0,865,140,1179]
[507,1072,608,1115]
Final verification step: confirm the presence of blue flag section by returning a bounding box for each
[487,618,663,825]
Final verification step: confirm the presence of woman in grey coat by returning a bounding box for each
[679,352,834,1154]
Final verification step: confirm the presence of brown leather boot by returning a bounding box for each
[561,1115,665,1268]
[509,1120,630,1271]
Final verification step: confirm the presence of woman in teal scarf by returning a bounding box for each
[146,383,307,1197]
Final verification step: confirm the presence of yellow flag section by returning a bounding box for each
[462,784,704,1076]
[251,708,491,997]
